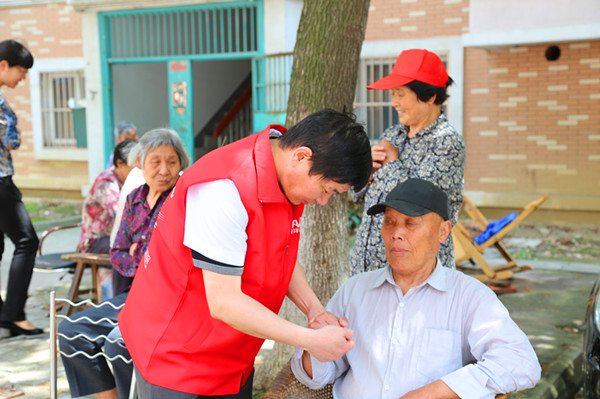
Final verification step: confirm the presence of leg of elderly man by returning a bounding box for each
[58,293,127,397]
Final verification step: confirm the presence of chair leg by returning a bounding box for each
[63,262,86,316]
[91,264,102,304]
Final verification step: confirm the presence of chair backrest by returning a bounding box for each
[49,291,137,399]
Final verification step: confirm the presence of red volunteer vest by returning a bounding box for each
[118,126,304,395]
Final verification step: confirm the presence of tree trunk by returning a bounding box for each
[254,0,371,390]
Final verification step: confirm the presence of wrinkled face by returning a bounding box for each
[140,144,181,194]
[381,207,450,277]
[391,86,435,128]
[0,61,28,89]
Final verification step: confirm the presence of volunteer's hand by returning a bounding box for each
[306,325,354,362]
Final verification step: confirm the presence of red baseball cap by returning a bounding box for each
[367,49,449,90]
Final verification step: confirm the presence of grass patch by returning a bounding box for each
[24,200,82,223]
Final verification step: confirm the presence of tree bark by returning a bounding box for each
[254,0,371,390]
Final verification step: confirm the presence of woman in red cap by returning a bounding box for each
[350,48,465,275]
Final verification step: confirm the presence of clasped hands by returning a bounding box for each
[303,309,354,363]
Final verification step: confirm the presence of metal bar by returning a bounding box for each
[212,10,217,54]
[183,11,189,55]
[141,14,147,57]
[169,12,175,56]
[157,13,163,57]
[219,9,224,53]
[227,8,232,53]
[135,15,141,57]
[50,291,57,399]
[241,7,247,52]
[234,8,239,53]
[249,6,255,52]
[98,13,115,162]
[176,11,182,55]
[128,15,133,58]
[114,16,122,58]
[203,10,209,54]
[149,14,155,57]
[190,10,197,54]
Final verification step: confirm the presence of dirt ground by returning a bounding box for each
[462,220,600,263]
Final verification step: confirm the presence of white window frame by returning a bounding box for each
[29,58,88,161]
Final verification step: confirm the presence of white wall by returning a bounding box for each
[469,0,600,33]
[263,0,302,54]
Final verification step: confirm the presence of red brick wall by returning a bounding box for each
[464,42,600,197]
[366,0,468,40]
[0,3,87,196]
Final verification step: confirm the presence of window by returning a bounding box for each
[39,70,85,148]
[354,56,398,144]
[30,58,87,160]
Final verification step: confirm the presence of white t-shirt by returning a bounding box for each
[183,179,249,276]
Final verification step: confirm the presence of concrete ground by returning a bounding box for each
[0,221,597,398]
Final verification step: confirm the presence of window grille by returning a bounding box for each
[39,70,85,149]
[354,57,398,144]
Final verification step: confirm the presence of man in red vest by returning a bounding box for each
[118,108,372,398]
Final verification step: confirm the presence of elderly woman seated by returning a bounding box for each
[57,128,190,399]
[78,139,136,254]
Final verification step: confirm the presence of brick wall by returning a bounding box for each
[366,0,468,40]
[464,42,600,198]
[0,3,87,198]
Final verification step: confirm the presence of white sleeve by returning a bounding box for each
[183,179,249,276]
[110,167,145,248]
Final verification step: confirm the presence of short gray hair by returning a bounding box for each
[114,120,137,140]
[137,128,191,171]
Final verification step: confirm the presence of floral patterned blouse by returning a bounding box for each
[110,184,171,278]
[350,113,465,276]
[0,92,20,177]
[78,168,122,252]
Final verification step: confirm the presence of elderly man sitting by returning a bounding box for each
[292,178,541,398]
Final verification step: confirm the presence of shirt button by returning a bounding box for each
[399,302,405,308]
[384,384,390,391]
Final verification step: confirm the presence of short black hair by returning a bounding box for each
[279,108,372,191]
[405,76,454,105]
[113,139,137,168]
[0,40,34,69]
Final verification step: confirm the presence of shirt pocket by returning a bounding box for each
[416,327,462,382]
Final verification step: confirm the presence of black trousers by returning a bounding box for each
[0,176,39,322]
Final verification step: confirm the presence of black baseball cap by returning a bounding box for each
[367,178,450,221]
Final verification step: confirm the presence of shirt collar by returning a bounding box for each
[374,258,449,292]
[254,125,292,204]
[400,113,447,138]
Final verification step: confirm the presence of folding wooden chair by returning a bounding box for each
[263,361,508,398]
[454,194,548,282]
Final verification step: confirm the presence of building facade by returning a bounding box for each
[1,0,599,222]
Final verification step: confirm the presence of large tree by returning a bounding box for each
[254,0,371,389]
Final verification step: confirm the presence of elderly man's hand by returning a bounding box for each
[306,325,354,362]
[309,310,348,329]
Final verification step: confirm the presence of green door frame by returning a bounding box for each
[97,1,264,164]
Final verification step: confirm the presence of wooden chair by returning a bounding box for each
[35,223,111,315]
[264,361,508,398]
[453,194,548,282]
